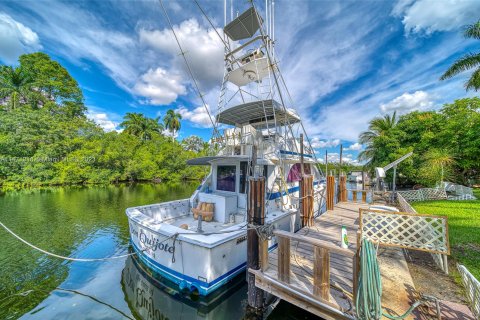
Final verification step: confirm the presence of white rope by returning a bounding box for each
[0,220,175,262]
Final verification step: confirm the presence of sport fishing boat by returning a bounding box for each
[126,2,325,296]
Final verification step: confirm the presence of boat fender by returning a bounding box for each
[179,280,188,291]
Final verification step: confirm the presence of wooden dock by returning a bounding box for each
[250,201,367,320]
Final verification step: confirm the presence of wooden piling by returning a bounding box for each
[352,191,357,202]
[361,191,367,203]
[338,174,347,202]
[326,176,335,211]
[300,174,314,227]
[247,175,265,309]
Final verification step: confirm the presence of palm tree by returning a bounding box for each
[120,112,163,141]
[421,149,456,185]
[440,20,480,91]
[163,109,182,140]
[0,66,34,110]
[358,111,398,166]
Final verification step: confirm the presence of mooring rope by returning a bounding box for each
[0,220,176,262]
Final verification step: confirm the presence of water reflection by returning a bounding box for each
[122,256,247,320]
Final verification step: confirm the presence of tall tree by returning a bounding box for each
[163,109,182,140]
[120,112,163,141]
[181,135,205,152]
[440,20,480,91]
[0,66,33,110]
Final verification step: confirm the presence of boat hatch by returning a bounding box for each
[216,99,300,128]
[223,7,263,41]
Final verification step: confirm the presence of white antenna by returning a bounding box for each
[265,0,269,36]
[272,0,275,56]
[224,0,226,26]
[230,0,233,22]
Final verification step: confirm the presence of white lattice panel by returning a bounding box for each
[396,193,450,273]
[360,209,449,255]
[449,194,477,200]
[397,193,416,214]
[458,264,480,318]
[397,188,447,202]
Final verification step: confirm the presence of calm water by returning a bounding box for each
[0,183,316,320]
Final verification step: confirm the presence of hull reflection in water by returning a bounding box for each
[122,256,247,320]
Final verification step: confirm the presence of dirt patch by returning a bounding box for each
[404,250,467,304]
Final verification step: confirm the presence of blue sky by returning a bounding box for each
[1,0,479,164]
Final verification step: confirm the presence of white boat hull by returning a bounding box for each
[127,201,297,296]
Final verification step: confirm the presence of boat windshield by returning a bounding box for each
[217,165,236,192]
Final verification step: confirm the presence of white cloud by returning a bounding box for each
[0,12,42,64]
[393,0,480,34]
[139,19,225,91]
[176,105,214,128]
[321,152,356,164]
[379,90,435,114]
[133,67,186,105]
[310,138,341,149]
[87,111,119,132]
[345,142,362,151]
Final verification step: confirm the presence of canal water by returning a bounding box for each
[0,183,316,320]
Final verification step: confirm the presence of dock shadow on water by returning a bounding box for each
[0,183,320,320]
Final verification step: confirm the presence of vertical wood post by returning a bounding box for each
[247,145,264,310]
[353,231,362,303]
[300,174,314,227]
[326,175,335,211]
[361,191,367,203]
[339,174,347,202]
[259,239,269,271]
[278,236,291,283]
[353,191,357,202]
[313,246,330,301]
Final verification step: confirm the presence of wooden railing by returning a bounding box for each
[346,189,371,203]
[268,230,358,303]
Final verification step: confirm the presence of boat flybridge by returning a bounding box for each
[126,2,325,296]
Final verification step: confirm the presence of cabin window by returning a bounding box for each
[287,163,311,182]
[240,161,248,193]
[217,165,236,192]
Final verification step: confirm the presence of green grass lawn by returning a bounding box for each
[412,197,480,280]
[473,188,480,199]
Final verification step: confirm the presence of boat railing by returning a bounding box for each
[127,199,190,222]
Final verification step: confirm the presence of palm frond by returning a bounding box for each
[465,68,480,91]
[440,53,480,80]
[464,20,480,39]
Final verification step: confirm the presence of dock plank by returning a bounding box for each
[252,201,368,319]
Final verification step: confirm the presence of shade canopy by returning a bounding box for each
[223,7,263,41]
[186,156,250,165]
[216,99,300,128]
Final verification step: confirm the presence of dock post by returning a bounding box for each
[338,173,347,202]
[247,175,265,311]
[326,175,335,211]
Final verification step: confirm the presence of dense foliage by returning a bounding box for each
[359,97,480,186]
[0,53,208,188]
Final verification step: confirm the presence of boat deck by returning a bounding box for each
[251,201,364,319]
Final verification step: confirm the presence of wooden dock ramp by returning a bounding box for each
[250,200,419,320]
